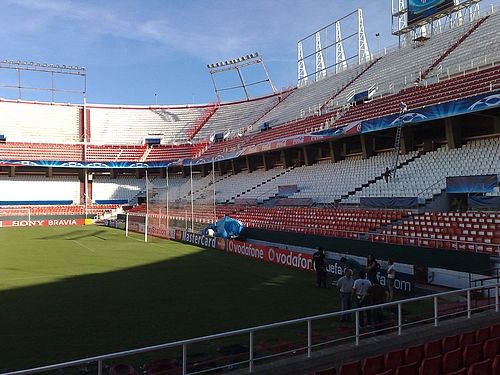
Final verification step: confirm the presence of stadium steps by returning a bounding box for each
[319,57,382,113]
[334,151,425,204]
[417,16,490,83]
[245,89,295,132]
[225,166,296,203]
[186,104,218,140]
[139,146,152,162]
[183,172,233,201]
[128,176,158,205]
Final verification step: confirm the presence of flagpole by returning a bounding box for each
[212,157,216,220]
[145,170,149,242]
[190,161,194,232]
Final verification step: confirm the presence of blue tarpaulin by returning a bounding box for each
[202,216,244,238]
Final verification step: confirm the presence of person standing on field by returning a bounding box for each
[337,268,354,322]
[313,247,327,288]
[387,259,396,301]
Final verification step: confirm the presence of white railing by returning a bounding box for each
[5,283,500,375]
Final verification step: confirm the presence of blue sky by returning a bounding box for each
[0,0,497,105]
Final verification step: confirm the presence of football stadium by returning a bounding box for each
[1,0,500,374]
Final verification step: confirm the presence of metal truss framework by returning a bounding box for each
[391,0,482,45]
[207,53,276,103]
[297,8,371,86]
[0,60,87,103]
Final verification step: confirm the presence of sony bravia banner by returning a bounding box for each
[407,0,454,25]
[0,218,85,227]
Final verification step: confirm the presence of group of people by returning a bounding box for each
[313,248,396,326]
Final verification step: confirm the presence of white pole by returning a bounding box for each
[125,212,129,237]
[212,158,216,220]
[84,169,88,220]
[145,170,149,243]
[190,161,194,232]
[166,165,169,231]
[28,208,31,223]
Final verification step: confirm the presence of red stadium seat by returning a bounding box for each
[394,362,418,375]
[491,324,500,338]
[493,355,500,375]
[445,369,467,375]
[424,339,443,358]
[463,343,483,367]
[476,327,491,343]
[467,358,491,375]
[338,361,362,375]
[460,331,476,347]
[483,337,500,359]
[363,354,385,375]
[405,345,424,364]
[384,349,405,370]
[442,347,463,373]
[419,355,442,375]
[442,335,460,352]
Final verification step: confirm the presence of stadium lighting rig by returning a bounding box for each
[0,59,87,102]
[207,52,276,102]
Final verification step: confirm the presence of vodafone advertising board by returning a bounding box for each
[0,219,85,228]
[226,239,315,272]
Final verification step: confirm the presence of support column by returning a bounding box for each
[494,116,500,133]
[46,167,53,177]
[231,159,240,174]
[303,146,313,166]
[110,169,117,179]
[445,117,462,149]
[329,141,342,163]
[262,154,270,171]
[8,166,15,177]
[360,134,374,159]
[400,127,414,155]
[247,156,256,172]
[218,161,227,176]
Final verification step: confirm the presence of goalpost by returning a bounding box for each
[0,207,31,225]
[125,171,169,242]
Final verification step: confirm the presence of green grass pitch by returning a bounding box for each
[0,225,340,371]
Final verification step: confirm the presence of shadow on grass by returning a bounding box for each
[0,238,339,373]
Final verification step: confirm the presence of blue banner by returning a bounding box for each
[446,175,498,193]
[361,91,500,134]
[408,0,454,25]
[468,196,500,210]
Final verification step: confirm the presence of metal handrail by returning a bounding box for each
[5,281,499,375]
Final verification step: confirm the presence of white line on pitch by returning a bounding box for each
[73,239,96,253]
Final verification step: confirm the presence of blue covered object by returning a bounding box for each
[202,216,243,238]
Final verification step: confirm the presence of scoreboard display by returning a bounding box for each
[407,0,455,25]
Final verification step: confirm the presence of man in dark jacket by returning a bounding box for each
[313,247,327,288]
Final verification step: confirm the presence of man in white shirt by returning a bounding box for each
[352,270,372,327]
[337,269,354,322]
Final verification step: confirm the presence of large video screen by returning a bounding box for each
[407,0,454,25]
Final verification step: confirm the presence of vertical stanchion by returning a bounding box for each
[145,170,149,243]
[355,311,360,346]
[467,290,471,318]
[182,344,187,375]
[190,161,194,233]
[495,285,499,313]
[398,303,402,336]
[249,331,254,373]
[125,213,129,237]
[434,296,438,327]
[307,320,312,358]
[97,360,102,375]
